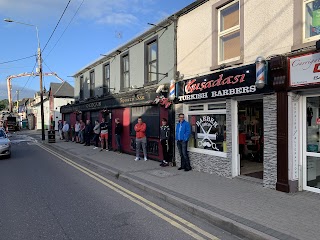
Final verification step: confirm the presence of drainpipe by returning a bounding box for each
[170,14,178,166]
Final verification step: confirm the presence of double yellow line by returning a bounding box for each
[38,144,219,240]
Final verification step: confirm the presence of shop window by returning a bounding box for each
[90,111,100,124]
[208,103,226,110]
[304,0,320,43]
[186,103,227,155]
[130,106,160,138]
[305,96,320,190]
[189,105,204,111]
[64,113,70,123]
[218,1,240,64]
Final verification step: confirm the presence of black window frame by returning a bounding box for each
[144,36,158,85]
[89,70,95,97]
[79,75,84,99]
[103,63,110,95]
[120,52,130,91]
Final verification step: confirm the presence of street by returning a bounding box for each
[0,133,242,240]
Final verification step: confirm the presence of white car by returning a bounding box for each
[0,129,11,158]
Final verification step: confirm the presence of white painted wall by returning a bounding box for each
[53,98,74,130]
[177,0,294,78]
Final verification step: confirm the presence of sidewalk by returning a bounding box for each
[42,136,319,240]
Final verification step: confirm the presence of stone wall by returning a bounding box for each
[174,101,232,178]
[263,94,277,189]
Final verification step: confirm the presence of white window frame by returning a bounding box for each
[302,95,320,193]
[303,0,320,43]
[184,102,227,158]
[217,0,240,65]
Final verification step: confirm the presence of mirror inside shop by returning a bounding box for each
[306,97,320,189]
[238,100,263,179]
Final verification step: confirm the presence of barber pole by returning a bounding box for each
[169,80,175,100]
[255,56,266,89]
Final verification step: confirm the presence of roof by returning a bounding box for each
[50,82,74,98]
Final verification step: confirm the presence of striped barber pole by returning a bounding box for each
[169,80,175,100]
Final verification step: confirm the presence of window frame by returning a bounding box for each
[103,63,110,95]
[184,102,227,158]
[79,75,84,100]
[89,70,95,98]
[120,52,130,91]
[303,0,320,43]
[144,36,159,85]
[217,0,240,64]
[211,0,244,71]
[293,0,320,50]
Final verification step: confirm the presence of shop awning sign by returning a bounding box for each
[289,52,320,87]
[177,64,272,102]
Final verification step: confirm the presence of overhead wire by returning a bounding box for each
[45,0,85,59]
[42,0,72,53]
[0,55,36,65]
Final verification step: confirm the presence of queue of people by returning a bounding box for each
[58,113,192,171]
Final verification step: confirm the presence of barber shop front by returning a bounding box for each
[288,51,320,193]
[175,63,278,188]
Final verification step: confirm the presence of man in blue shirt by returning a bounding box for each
[175,113,192,171]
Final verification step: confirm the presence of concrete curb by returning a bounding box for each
[43,141,279,240]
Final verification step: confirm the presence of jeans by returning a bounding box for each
[161,139,170,162]
[93,133,100,147]
[136,137,147,159]
[177,140,191,169]
[79,130,84,143]
[116,134,121,152]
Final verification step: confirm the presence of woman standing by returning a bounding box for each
[160,118,170,167]
[93,120,101,149]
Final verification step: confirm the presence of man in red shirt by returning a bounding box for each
[134,116,147,161]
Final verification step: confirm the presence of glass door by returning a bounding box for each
[304,96,320,193]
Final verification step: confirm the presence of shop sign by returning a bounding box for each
[86,101,101,109]
[153,95,172,108]
[119,95,145,104]
[289,52,320,86]
[177,64,271,102]
[196,116,219,151]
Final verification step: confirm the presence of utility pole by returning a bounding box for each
[38,47,45,141]
[16,90,20,113]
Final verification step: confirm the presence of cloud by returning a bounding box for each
[0,0,155,27]
[96,13,138,26]
[0,82,36,100]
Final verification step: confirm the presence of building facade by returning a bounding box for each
[61,17,176,161]
[174,0,296,190]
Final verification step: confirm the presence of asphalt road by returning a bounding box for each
[0,133,243,240]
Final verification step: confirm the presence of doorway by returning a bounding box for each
[238,100,264,179]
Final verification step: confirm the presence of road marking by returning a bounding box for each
[38,144,220,240]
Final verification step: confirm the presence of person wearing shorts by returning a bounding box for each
[100,118,109,151]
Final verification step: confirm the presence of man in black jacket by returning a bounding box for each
[84,120,93,146]
[114,118,123,153]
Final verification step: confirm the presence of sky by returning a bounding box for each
[0,0,195,100]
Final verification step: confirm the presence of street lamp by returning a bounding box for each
[4,18,45,140]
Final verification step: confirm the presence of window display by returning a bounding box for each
[304,0,320,41]
[188,114,226,152]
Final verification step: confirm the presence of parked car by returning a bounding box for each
[0,129,11,158]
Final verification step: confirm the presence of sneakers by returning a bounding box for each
[93,147,98,149]
[144,157,148,161]
[106,149,110,151]
[100,149,103,152]
[134,157,140,161]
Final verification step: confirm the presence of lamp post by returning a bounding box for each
[4,18,45,140]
